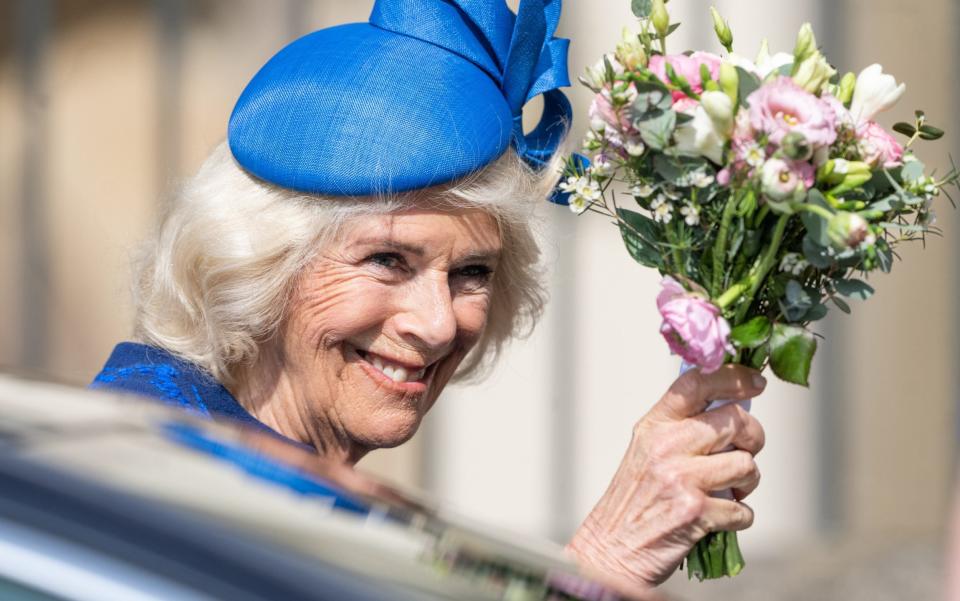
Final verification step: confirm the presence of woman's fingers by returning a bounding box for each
[699,497,755,532]
[653,365,766,421]
[688,450,760,494]
[687,402,766,455]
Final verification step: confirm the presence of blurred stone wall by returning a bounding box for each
[1,1,956,597]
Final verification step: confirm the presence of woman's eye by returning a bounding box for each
[453,264,493,286]
[366,252,406,271]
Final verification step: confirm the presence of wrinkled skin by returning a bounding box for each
[567,365,766,586]
[234,207,766,590]
[233,208,501,464]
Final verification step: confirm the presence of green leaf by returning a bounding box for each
[831,296,851,313]
[617,209,663,268]
[876,239,894,273]
[801,193,831,247]
[769,323,817,386]
[631,81,673,116]
[748,345,769,370]
[919,125,945,141]
[834,278,874,300]
[653,154,708,186]
[803,303,829,322]
[901,160,925,182]
[631,0,653,18]
[730,316,772,349]
[893,122,917,137]
[637,109,677,151]
[802,235,833,268]
[879,221,927,233]
[780,280,813,322]
[651,22,682,41]
[735,67,761,106]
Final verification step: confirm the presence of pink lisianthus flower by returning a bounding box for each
[747,76,838,148]
[857,121,904,168]
[648,52,722,101]
[657,277,734,373]
[589,92,632,134]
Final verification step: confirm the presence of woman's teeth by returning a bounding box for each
[369,355,426,383]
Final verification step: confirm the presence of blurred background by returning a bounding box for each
[0,0,956,599]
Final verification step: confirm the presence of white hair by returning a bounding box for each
[133,142,559,385]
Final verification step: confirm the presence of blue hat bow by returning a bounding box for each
[228,0,572,195]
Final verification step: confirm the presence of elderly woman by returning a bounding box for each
[92,0,766,590]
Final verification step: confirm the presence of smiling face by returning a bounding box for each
[240,207,502,461]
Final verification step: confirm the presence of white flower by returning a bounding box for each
[624,137,646,157]
[779,252,809,276]
[558,176,579,194]
[674,103,728,165]
[591,154,614,177]
[575,177,602,202]
[651,195,674,223]
[569,194,590,214]
[661,186,681,200]
[680,203,700,226]
[581,55,621,91]
[738,140,766,168]
[692,170,715,188]
[832,158,850,175]
[728,45,794,80]
[849,64,906,125]
[632,183,655,198]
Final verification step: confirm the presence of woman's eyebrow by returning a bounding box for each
[457,250,500,264]
[350,238,425,257]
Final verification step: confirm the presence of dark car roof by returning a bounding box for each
[0,374,639,601]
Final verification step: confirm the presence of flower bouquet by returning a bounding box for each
[556,0,957,581]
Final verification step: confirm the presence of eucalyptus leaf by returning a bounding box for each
[780,280,813,322]
[631,0,653,18]
[638,109,677,151]
[730,316,772,349]
[735,67,761,106]
[893,122,917,138]
[901,160,925,182]
[803,303,829,322]
[651,23,682,40]
[831,296,851,313]
[800,207,830,247]
[919,125,945,140]
[769,324,817,387]
[802,235,833,269]
[834,278,875,300]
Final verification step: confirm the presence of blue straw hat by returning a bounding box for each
[227,0,571,196]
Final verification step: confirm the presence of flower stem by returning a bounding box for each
[797,203,834,221]
[734,213,790,323]
[712,192,739,297]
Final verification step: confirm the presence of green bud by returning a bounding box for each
[651,0,670,38]
[792,52,836,94]
[837,71,856,106]
[781,132,812,161]
[718,62,739,105]
[827,212,870,250]
[792,23,817,67]
[710,6,734,53]
[615,27,647,70]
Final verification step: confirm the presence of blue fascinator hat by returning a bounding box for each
[228,0,571,196]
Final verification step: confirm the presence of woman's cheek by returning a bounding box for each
[453,293,492,342]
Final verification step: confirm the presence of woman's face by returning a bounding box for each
[265,207,501,457]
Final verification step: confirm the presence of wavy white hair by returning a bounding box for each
[134,142,558,385]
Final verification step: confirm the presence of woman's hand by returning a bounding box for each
[566,365,767,587]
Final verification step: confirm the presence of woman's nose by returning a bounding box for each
[393,276,458,351]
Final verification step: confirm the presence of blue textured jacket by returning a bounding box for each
[91,342,311,452]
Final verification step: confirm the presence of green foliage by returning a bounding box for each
[631,0,653,18]
[730,316,771,349]
[735,67,761,106]
[617,209,664,268]
[834,278,874,300]
[637,109,677,151]
[769,323,817,386]
[779,280,814,322]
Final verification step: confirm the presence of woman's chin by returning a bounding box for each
[351,414,423,449]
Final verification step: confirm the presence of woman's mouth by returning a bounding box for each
[355,349,431,390]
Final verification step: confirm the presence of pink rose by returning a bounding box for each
[657,276,734,373]
[648,52,722,101]
[857,121,904,168]
[747,76,838,149]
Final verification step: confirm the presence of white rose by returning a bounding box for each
[849,64,906,125]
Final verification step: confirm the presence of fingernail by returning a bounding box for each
[752,373,767,389]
